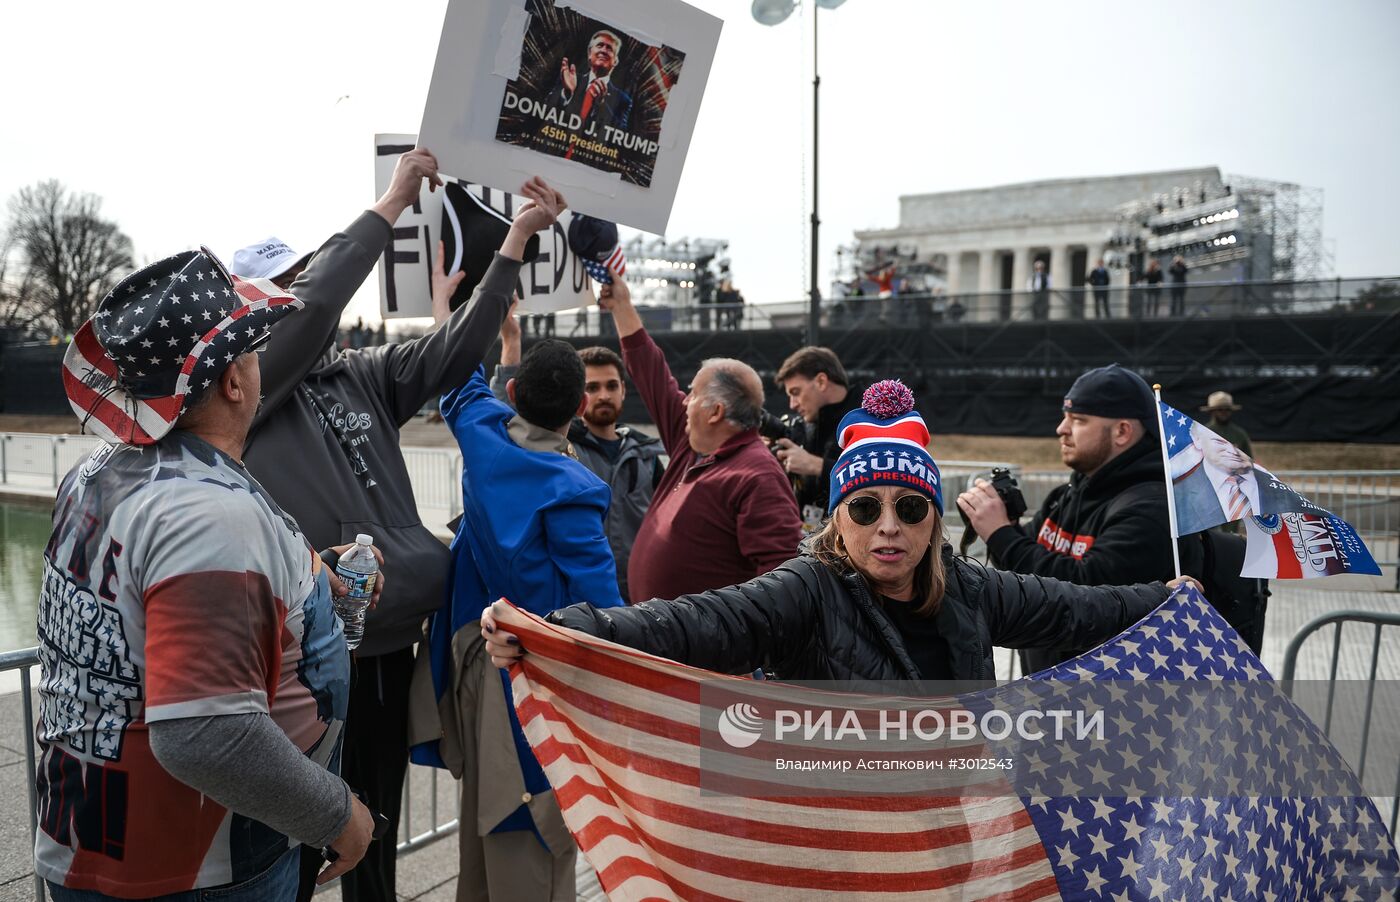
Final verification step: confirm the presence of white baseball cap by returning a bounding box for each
[230,236,311,281]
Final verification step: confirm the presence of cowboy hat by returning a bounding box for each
[1200,391,1243,412]
[63,248,302,445]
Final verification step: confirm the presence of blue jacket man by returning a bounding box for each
[416,341,624,900]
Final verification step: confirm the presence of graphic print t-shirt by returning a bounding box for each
[35,432,350,897]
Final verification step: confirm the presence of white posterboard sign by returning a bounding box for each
[375,133,595,318]
[418,0,721,235]
[375,134,442,319]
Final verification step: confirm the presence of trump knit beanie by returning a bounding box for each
[828,380,942,514]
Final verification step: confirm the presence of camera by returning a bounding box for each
[758,409,807,449]
[759,410,809,497]
[957,466,1028,553]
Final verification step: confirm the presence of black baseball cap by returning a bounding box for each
[1062,364,1158,435]
[567,213,619,263]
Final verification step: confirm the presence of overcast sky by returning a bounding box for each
[4,0,1397,324]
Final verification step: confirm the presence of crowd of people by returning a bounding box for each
[830,254,1194,325]
[39,147,1227,902]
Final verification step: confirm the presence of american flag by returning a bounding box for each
[583,245,627,285]
[494,586,1398,900]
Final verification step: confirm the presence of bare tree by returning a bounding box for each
[2,180,134,337]
[0,230,37,336]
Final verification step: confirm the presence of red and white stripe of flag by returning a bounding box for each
[494,602,1061,902]
[64,323,180,444]
[605,246,627,277]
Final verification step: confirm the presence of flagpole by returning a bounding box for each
[1154,384,1183,579]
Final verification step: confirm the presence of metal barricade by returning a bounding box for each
[1270,470,1400,541]
[398,766,460,855]
[1,435,59,490]
[1013,468,1399,569]
[5,432,1397,572]
[402,447,463,520]
[935,460,1023,486]
[1271,470,1400,582]
[0,648,45,901]
[1281,611,1400,835]
[0,433,103,491]
[53,436,102,480]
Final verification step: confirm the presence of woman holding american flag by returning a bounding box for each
[483,380,1198,682]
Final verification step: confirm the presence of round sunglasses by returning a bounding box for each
[841,493,932,526]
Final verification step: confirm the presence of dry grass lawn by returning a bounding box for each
[929,433,1400,472]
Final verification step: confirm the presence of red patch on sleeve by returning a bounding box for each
[144,570,287,711]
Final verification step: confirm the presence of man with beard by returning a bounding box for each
[491,318,663,600]
[956,364,1178,672]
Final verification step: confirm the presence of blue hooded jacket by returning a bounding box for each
[412,366,624,835]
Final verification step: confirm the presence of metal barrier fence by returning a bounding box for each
[0,647,459,901]
[0,648,43,901]
[6,436,1395,571]
[1011,468,1400,570]
[397,766,460,857]
[6,436,1395,569]
[1281,611,1400,835]
[549,275,1400,337]
[0,434,469,521]
[401,447,464,521]
[0,434,103,490]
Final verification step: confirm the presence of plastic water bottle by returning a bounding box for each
[334,534,378,651]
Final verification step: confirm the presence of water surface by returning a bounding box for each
[0,501,49,653]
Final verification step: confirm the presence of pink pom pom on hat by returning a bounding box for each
[828,379,941,514]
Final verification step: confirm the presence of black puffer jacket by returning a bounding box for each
[548,548,1167,681]
[986,434,1176,587]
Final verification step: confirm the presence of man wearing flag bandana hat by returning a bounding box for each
[42,251,377,898]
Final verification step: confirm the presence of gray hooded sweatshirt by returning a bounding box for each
[244,210,517,656]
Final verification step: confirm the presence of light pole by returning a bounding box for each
[752,0,847,346]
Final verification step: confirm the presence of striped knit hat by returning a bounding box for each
[828,380,941,513]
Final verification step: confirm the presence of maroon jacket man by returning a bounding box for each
[598,277,802,602]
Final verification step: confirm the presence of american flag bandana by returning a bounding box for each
[493,585,1399,900]
[583,245,627,285]
[62,248,301,445]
